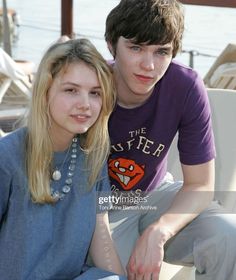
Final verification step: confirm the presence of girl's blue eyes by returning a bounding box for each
[64,89,101,97]
[90,91,101,96]
[65,88,76,94]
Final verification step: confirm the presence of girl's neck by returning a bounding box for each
[50,131,76,152]
[53,140,73,152]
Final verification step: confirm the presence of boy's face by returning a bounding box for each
[111,37,173,107]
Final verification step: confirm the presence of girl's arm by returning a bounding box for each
[89,212,126,276]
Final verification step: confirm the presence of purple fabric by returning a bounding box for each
[108,61,216,193]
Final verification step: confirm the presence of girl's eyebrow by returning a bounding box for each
[61,81,80,86]
[61,82,102,90]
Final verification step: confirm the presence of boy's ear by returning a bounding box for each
[107,42,115,57]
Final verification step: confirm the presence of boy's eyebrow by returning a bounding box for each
[124,38,173,50]
[157,45,173,51]
[125,39,147,46]
[124,38,135,44]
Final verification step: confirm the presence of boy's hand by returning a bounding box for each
[127,225,172,280]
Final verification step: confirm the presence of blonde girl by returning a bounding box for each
[0,38,126,280]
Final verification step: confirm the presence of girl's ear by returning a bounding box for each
[107,42,115,57]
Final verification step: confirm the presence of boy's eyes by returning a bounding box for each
[129,45,141,51]
[156,50,169,56]
[129,45,171,56]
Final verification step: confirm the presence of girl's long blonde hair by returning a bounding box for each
[27,38,115,203]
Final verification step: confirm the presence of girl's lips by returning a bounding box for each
[71,114,90,122]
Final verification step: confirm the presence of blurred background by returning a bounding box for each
[1,0,236,77]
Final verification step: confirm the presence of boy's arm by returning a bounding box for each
[157,159,215,233]
[127,159,215,280]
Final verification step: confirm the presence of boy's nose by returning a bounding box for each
[140,53,155,71]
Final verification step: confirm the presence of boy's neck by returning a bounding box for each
[117,94,151,109]
[113,63,155,109]
[116,82,154,109]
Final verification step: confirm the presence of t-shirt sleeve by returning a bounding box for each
[95,164,112,213]
[178,74,216,165]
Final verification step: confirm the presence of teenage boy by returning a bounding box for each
[105,0,236,279]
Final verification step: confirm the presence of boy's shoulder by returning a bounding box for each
[167,60,199,81]
[154,60,206,100]
[160,60,202,91]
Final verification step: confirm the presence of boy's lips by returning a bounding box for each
[134,74,154,83]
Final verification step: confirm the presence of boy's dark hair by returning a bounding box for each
[105,0,184,58]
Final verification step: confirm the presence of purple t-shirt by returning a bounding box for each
[108,61,216,193]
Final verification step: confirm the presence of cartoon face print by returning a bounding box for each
[108,157,145,190]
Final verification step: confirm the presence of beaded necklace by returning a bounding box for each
[51,137,78,201]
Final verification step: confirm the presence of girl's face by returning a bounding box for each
[48,61,102,148]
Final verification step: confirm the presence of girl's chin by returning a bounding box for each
[75,127,90,134]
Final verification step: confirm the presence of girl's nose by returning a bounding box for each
[76,93,90,110]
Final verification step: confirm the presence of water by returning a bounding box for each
[2,0,236,77]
